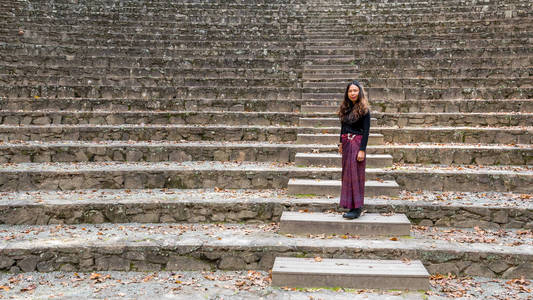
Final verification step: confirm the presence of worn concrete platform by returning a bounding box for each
[279,212,411,236]
[295,153,393,167]
[288,178,400,196]
[272,257,430,290]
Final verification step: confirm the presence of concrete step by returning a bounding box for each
[279,211,411,236]
[296,133,384,145]
[272,257,430,290]
[287,178,400,196]
[294,153,393,168]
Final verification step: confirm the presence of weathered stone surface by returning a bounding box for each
[218,256,247,270]
[17,256,39,272]
[166,256,212,271]
[0,256,15,269]
[501,263,533,279]
[95,256,130,271]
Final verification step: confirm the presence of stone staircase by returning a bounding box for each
[0,0,532,294]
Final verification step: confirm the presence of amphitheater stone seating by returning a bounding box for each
[0,0,531,293]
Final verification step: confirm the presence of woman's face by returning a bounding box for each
[348,84,360,102]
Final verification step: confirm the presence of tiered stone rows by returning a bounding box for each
[276,0,532,289]
[0,0,531,293]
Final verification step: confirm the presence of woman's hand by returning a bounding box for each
[356,150,365,162]
[338,143,342,154]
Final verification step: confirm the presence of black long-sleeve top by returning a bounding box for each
[340,111,371,151]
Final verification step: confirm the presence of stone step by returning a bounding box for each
[301,78,533,89]
[0,98,314,112]
[302,86,533,100]
[0,111,323,126]
[0,44,305,60]
[279,211,411,236]
[304,15,533,26]
[3,18,530,43]
[4,32,530,49]
[0,85,302,100]
[1,25,303,38]
[0,188,530,228]
[301,99,533,114]
[294,153,393,168]
[300,113,533,128]
[1,54,303,70]
[4,74,533,90]
[0,220,530,277]
[272,257,430,290]
[5,122,526,145]
[304,31,533,42]
[287,163,533,192]
[1,65,299,79]
[296,133,384,145]
[2,97,531,114]
[312,23,532,35]
[299,117,378,128]
[287,178,401,196]
[304,37,532,47]
[305,17,533,29]
[0,141,530,165]
[18,0,530,8]
[0,35,304,50]
[0,124,299,142]
[305,56,533,69]
[302,67,533,79]
[298,127,532,145]
[2,161,530,192]
[8,9,530,24]
[3,54,529,70]
[0,75,301,88]
[302,46,533,59]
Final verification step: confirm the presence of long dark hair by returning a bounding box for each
[338,80,369,122]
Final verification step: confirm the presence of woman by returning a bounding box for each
[338,80,370,219]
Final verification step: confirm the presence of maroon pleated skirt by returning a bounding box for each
[339,133,366,209]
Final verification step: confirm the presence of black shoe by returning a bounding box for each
[342,208,362,219]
